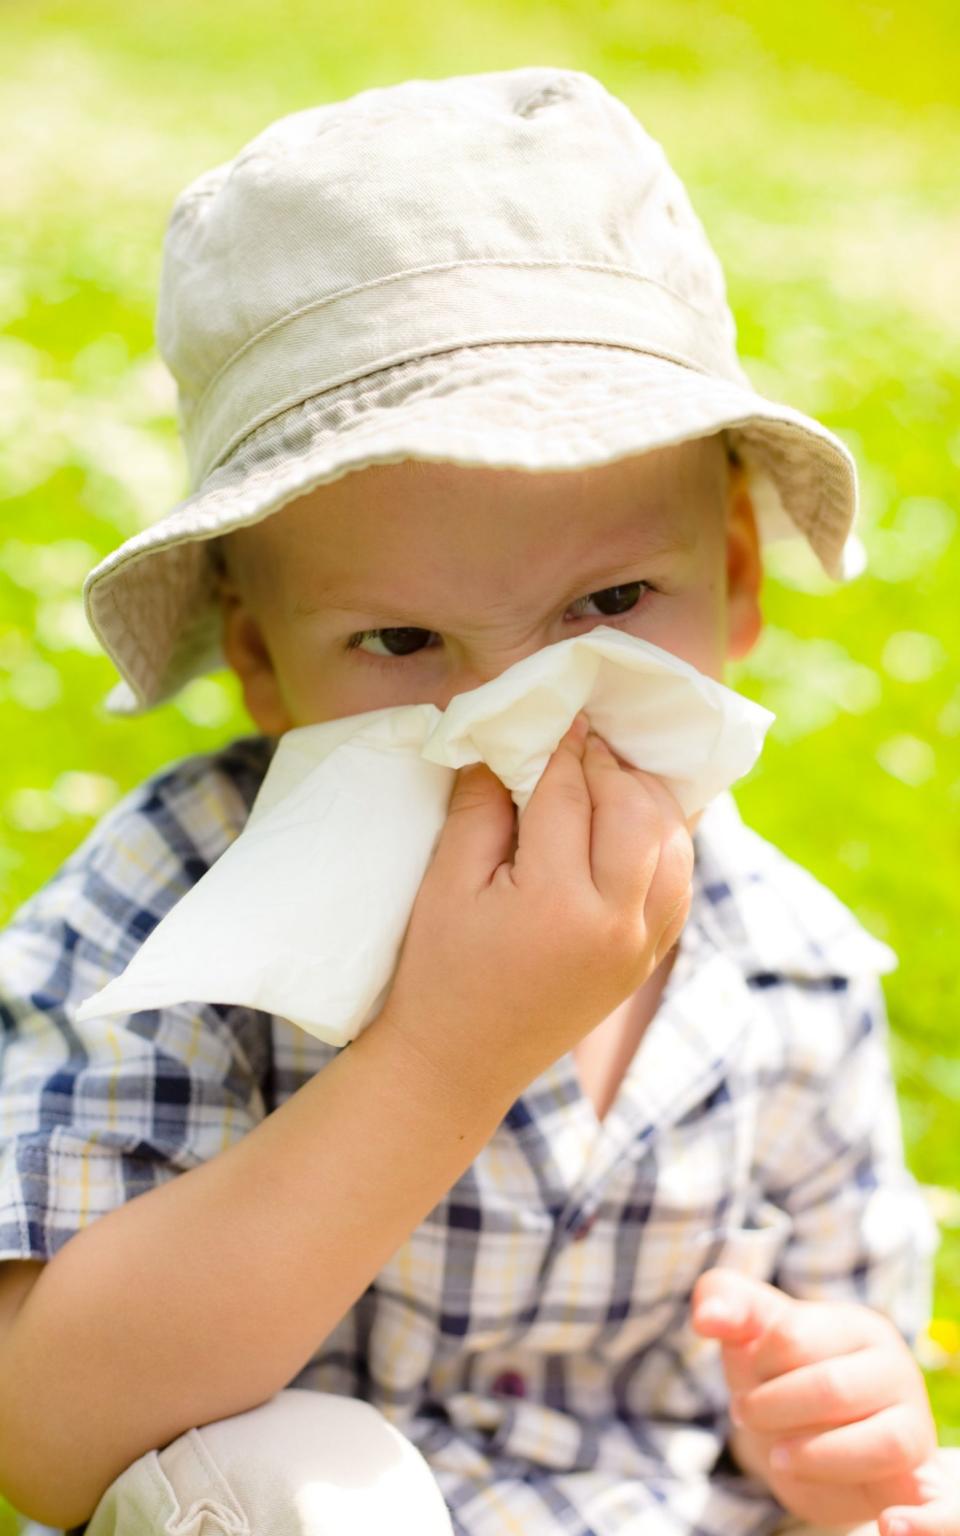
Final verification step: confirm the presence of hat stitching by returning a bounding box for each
[216,335,743,457]
[199,335,735,484]
[99,583,156,700]
[188,257,728,425]
[205,333,743,443]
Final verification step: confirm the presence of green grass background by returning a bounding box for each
[1,0,958,1526]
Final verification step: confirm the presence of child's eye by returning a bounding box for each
[565,581,650,621]
[345,582,651,661]
[345,626,440,658]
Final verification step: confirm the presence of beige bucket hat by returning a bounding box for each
[82,65,863,714]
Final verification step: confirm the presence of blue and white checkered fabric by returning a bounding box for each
[0,735,937,1536]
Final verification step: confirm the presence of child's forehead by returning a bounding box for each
[224,435,731,600]
[273,436,727,545]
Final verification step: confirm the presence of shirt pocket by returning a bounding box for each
[695,1198,794,1284]
[630,1197,794,1311]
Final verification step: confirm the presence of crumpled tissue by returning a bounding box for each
[75,627,774,1046]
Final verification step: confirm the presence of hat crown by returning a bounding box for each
[156,67,747,487]
[83,66,859,716]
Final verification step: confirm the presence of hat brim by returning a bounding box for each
[83,340,858,714]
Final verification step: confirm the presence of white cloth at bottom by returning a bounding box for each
[46,1388,879,1536]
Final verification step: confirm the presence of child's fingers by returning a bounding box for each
[732,1345,906,1434]
[762,1471,881,1528]
[746,1300,891,1386]
[879,1448,960,1533]
[881,1496,960,1536]
[511,713,593,883]
[580,732,669,908]
[695,1268,888,1380]
[881,1504,960,1536]
[693,1269,891,1400]
[626,769,695,964]
[768,1403,934,1485]
[693,1269,795,1396]
[692,1267,791,1348]
[428,760,517,888]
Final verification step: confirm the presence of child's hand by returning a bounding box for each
[373,713,695,1104]
[879,1448,960,1535]
[691,1267,938,1526]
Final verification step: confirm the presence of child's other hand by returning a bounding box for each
[691,1267,937,1526]
[374,713,695,1105]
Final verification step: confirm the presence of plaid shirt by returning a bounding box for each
[0,734,937,1536]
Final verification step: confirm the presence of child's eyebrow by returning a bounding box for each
[290,523,695,621]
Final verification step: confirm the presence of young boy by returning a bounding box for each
[0,65,950,1536]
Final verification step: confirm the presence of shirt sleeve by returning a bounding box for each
[753,968,938,1347]
[0,744,274,1263]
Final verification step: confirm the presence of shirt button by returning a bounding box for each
[492,1370,527,1398]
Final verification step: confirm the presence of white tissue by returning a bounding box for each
[75,628,774,1046]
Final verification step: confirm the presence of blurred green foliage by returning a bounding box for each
[1,0,958,1525]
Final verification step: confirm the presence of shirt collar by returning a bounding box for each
[579,791,897,1163]
[528,791,895,1180]
[686,790,898,982]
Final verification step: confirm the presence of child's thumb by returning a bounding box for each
[692,1267,787,1346]
[428,763,517,884]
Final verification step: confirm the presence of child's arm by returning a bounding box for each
[0,996,513,1528]
[0,723,694,1528]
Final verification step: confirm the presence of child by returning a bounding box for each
[0,66,948,1536]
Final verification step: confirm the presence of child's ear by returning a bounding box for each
[219,582,294,735]
[724,461,763,661]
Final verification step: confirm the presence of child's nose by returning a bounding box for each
[435,644,552,706]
